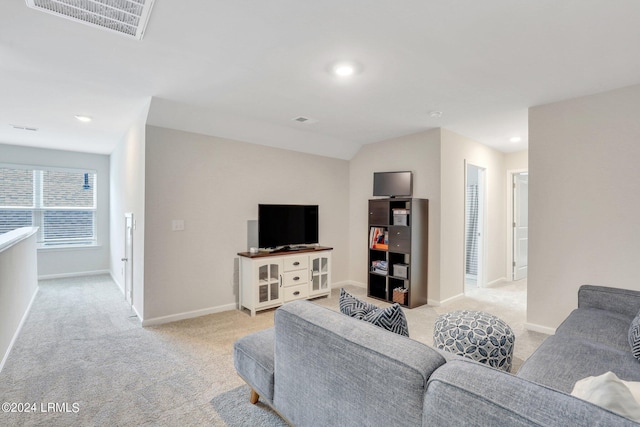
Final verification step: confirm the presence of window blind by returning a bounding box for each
[0,166,97,246]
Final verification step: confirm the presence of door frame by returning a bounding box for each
[464,160,487,288]
[506,169,528,281]
[124,212,134,306]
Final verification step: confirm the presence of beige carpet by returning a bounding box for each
[0,275,548,426]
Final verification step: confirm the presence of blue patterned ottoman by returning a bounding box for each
[433,310,515,372]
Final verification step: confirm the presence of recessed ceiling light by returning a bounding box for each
[429,111,443,118]
[509,136,522,143]
[334,65,355,76]
[330,61,361,77]
[75,115,92,123]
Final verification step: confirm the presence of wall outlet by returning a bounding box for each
[172,219,185,231]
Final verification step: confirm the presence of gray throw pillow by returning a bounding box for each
[629,312,640,360]
[339,288,409,337]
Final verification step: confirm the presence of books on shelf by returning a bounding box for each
[371,260,388,275]
[369,227,388,250]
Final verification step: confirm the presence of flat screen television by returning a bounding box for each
[373,171,413,197]
[258,204,319,249]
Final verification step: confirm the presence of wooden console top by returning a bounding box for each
[237,246,333,259]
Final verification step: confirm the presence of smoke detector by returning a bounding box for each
[25,0,156,40]
[292,116,318,124]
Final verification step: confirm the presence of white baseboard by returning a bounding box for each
[434,293,465,307]
[333,280,366,289]
[485,277,507,288]
[131,304,143,322]
[524,322,556,335]
[0,287,39,373]
[110,271,124,294]
[38,269,111,281]
[142,303,237,327]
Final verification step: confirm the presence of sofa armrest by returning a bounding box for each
[424,360,636,426]
[273,300,446,427]
[578,285,640,317]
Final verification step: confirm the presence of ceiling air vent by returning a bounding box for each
[25,0,156,40]
[11,125,39,132]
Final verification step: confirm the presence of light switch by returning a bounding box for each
[172,219,185,231]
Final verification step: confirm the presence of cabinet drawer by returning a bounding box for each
[283,270,308,287]
[283,256,308,272]
[389,226,411,253]
[284,283,309,302]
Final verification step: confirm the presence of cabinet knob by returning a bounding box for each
[293,261,300,266]
[293,291,300,296]
[293,276,300,281]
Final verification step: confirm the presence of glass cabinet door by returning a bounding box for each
[310,254,330,295]
[257,261,282,305]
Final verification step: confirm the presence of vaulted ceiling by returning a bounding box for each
[2,1,640,159]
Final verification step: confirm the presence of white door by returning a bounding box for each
[465,163,486,287]
[124,213,134,305]
[513,173,528,280]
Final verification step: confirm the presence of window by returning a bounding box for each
[0,165,97,247]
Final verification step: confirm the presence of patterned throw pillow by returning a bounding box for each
[339,288,378,319]
[338,289,409,337]
[629,312,640,359]
[362,303,410,337]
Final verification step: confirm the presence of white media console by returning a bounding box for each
[237,246,332,316]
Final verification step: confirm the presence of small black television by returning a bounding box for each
[258,204,319,249]
[373,171,413,197]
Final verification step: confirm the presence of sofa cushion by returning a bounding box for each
[233,327,275,403]
[628,312,640,359]
[339,288,409,336]
[517,334,640,394]
[426,360,636,426]
[555,308,634,352]
[274,300,445,427]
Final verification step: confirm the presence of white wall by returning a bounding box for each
[142,126,349,323]
[0,144,110,277]
[440,129,507,301]
[349,129,442,299]
[109,103,148,318]
[528,83,640,331]
[0,228,38,372]
[505,150,528,170]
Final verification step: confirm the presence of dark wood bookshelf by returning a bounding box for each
[367,198,428,308]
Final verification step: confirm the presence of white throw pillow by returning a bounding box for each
[571,371,640,422]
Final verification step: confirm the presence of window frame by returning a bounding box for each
[0,163,98,249]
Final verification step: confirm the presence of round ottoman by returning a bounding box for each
[433,310,515,372]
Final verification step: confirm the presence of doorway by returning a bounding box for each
[512,173,528,280]
[465,163,486,288]
[124,213,134,306]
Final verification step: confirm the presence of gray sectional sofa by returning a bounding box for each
[233,285,640,426]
